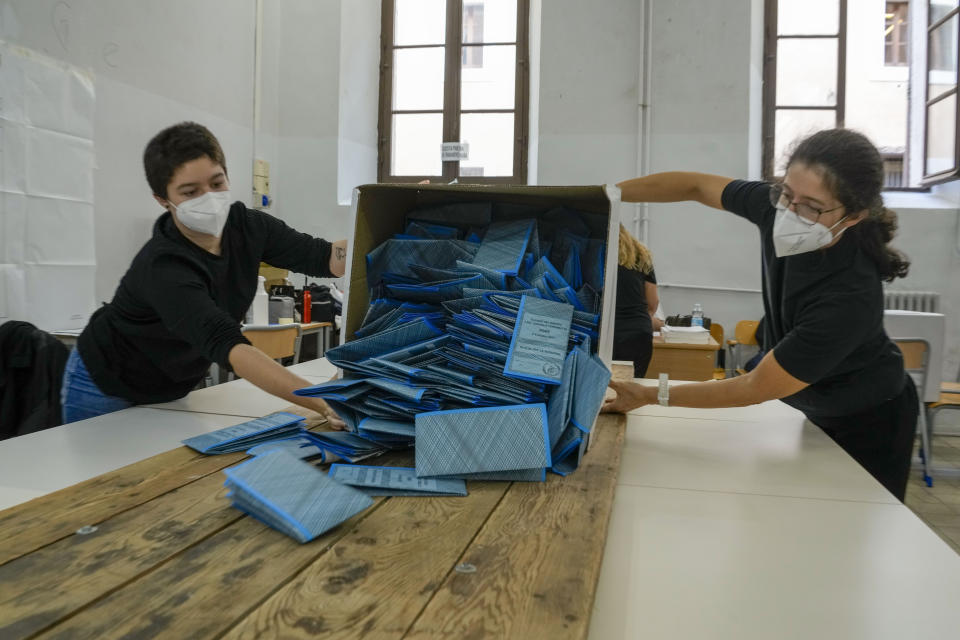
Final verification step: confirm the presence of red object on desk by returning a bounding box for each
[302,288,312,323]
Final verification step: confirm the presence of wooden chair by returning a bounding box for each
[893,338,934,487]
[709,323,725,380]
[928,380,960,449]
[242,324,301,362]
[223,324,302,383]
[726,320,759,376]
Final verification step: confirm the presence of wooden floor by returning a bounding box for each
[0,410,626,640]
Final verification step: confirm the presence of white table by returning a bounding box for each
[287,357,338,379]
[588,380,960,639]
[143,374,329,417]
[0,407,245,511]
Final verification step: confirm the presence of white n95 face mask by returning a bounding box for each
[772,205,847,258]
[170,190,232,237]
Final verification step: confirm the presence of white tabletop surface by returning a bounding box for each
[287,357,339,379]
[0,407,245,510]
[588,485,960,639]
[143,374,329,417]
[619,412,899,504]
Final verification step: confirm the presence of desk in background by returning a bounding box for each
[645,334,720,381]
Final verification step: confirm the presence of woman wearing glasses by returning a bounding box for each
[604,128,917,501]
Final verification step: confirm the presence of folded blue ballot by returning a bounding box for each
[570,348,612,433]
[223,450,373,543]
[247,434,326,461]
[307,431,393,462]
[415,404,551,478]
[328,464,467,496]
[503,296,573,385]
[182,412,306,454]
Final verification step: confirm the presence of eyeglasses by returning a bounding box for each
[768,183,844,226]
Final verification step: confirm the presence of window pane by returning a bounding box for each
[395,0,446,46]
[928,15,959,102]
[884,2,909,66]
[773,109,836,174]
[929,0,958,25]
[462,45,516,109]
[926,94,957,175]
[776,38,838,106]
[778,0,839,35]
[392,114,443,176]
[460,113,515,177]
[393,48,446,111]
[463,0,518,43]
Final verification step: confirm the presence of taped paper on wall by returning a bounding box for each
[25,196,95,265]
[0,39,96,330]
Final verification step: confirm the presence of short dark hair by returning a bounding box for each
[787,128,909,282]
[143,122,227,199]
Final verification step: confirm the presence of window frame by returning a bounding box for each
[762,0,960,189]
[377,0,530,185]
[761,0,847,181]
[922,3,960,185]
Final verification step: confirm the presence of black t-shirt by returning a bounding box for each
[78,203,333,404]
[721,180,904,418]
[615,264,657,338]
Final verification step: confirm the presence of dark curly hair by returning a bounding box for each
[786,129,909,282]
[143,122,227,199]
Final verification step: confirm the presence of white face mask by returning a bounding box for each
[772,205,847,258]
[169,190,232,237]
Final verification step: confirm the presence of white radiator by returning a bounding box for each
[883,290,941,313]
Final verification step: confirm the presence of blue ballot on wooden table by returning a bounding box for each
[328,464,467,496]
[414,403,551,478]
[182,412,305,454]
[224,450,373,543]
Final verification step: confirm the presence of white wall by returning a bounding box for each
[0,0,256,311]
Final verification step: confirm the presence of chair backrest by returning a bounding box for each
[883,310,945,403]
[242,324,300,360]
[893,338,930,398]
[709,322,724,345]
[734,320,759,346]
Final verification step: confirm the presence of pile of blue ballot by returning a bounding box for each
[224,450,373,543]
[182,412,308,454]
[297,203,612,479]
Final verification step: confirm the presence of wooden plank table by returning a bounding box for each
[0,408,625,639]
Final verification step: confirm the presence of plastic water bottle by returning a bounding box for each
[246,275,269,325]
[691,303,704,327]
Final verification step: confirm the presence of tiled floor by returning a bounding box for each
[904,433,960,556]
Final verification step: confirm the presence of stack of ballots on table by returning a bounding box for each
[296,197,614,480]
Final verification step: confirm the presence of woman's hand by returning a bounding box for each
[314,398,347,430]
[602,379,656,414]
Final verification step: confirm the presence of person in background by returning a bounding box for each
[613,224,660,378]
[62,122,347,428]
[605,128,917,501]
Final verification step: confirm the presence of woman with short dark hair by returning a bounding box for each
[62,122,347,427]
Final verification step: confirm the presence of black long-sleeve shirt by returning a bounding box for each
[78,203,333,404]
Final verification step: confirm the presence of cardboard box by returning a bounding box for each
[342,183,621,364]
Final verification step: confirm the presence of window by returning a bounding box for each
[762,0,960,188]
[378,0,529,184]
[886,2,909,65]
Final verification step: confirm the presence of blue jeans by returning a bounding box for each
[61,349,132,423]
